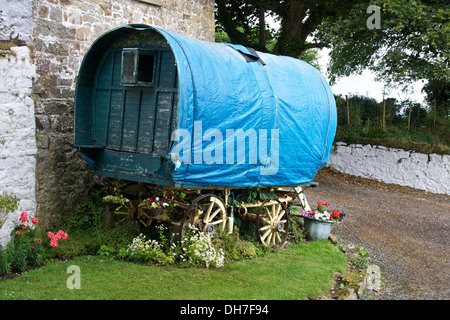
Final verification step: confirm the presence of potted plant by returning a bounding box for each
[0,192,20,228]
[102,194,129,211]
[302,201,345,241]
[139,197,170,217]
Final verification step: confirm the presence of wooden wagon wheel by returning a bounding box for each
[112,183,151,226]
[178,194,227,242]
[256,198,289,249]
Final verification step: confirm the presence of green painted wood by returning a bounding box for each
[112,51,122,87]
[74,85,93,145]
[93,89,110,145]
[137,89,157,154]
[107,89,125,150]
[154,91,174,154]
[159,51,177,87]
[98,52,114,86]
[76,32,179,182]
[122,89,141,152]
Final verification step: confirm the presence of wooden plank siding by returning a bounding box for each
[90,48,178,158]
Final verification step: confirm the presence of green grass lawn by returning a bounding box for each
[0,240,346,300]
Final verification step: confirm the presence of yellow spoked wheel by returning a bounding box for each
[256,199,289,249]
[178,194,227,242]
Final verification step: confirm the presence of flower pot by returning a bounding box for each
[104,202,121,212]
[303,216,334,241]
[103,203,118,229]
[142,207,163,217]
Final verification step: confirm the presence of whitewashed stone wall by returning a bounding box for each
[329,142,450,195]
[0,0,33,42]
[0,46,37,248]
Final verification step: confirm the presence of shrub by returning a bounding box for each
[65,184,105,235]
[0,211,70,276]
[0,192,20,229]
[7,238,27,273]
[211,229,264,262]
[123,232,176,266]
[178,224,225,268]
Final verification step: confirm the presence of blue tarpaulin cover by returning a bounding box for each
[152,26,337,188]
[76,24,337,188]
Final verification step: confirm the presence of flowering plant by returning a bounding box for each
[103,194,129,210]
[302,201,345,223]
[4,211,70,274]
[138,197,170,210]
[14,212,69,248]
[0,192,20,212]
[0,192,20,228]
[178,224,225,268]
[15,211,39,234]
[47,230,69,247]
[124,232,175,265]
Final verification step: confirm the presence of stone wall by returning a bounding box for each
[329,142,450,195]
[0,45,37,247]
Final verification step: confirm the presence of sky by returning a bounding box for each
[316,48,427,105]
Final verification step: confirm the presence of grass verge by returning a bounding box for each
[0,240,346,300]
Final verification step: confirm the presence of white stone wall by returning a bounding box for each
[329,142,450,195]
[0,46,37,248]
[0,0,33,41]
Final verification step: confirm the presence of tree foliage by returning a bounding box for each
[422,79,449,118]
[215,0,449,109]
[317,0,449,88]
[334,94,449,154]
[215,0,364,58]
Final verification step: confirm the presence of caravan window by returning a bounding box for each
[121,49,156,86]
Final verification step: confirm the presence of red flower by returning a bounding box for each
[325,202,330,206]
[332,210,340,217]
[47,230,68,247]
[31,217,39,224]
[19,212,28,223]
[317,201,323,206]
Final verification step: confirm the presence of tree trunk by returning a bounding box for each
[346,95,350,125]
[259,7,266,49]
[408,102,412,130]
[434,98,437,126]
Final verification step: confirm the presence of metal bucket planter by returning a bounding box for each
[303,217,334,241]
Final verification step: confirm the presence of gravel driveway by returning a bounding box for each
[302,168,449,300]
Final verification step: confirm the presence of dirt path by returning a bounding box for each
[302,168,450,300]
